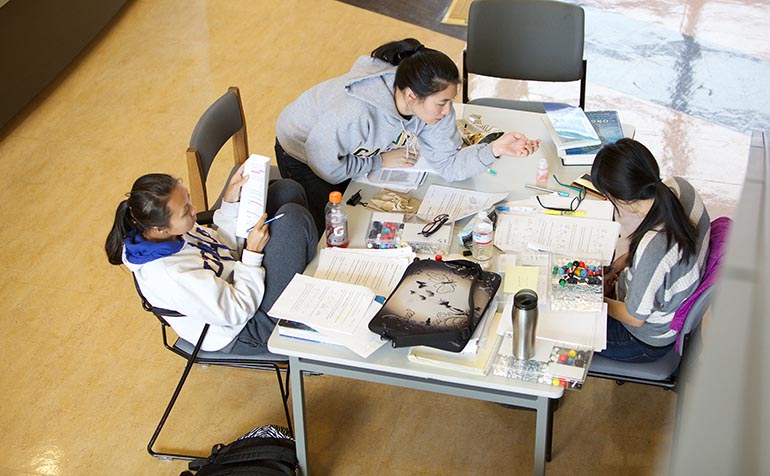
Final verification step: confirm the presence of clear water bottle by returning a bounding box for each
[471,211,494,262]
[536,157,549,183]
[325,191,349,248]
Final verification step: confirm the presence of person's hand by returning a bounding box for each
[245,213,270,253]
[381,147,418,168]
[491,132,541,157]
[603,267,618,298]
[223,163,249,203]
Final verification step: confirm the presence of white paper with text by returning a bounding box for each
[235,154,271,238]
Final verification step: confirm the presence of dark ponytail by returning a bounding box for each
[371,38,460,98]
[105,173,179,265]
[590,139,698,264]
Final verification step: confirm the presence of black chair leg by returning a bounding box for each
[273,362,293,436]
[147,326,210,461]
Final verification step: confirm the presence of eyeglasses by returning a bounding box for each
[552,174,584,192]
[421,213,449,237]
[536,186,586,212]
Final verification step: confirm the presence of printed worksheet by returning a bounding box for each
[417,184,508,220]
[314,247,413,297]
[268,274,375,335]
[495,214,620,264]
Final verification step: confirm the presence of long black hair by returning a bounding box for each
[590,138,698,264]
[105,173,179,265]
[371,38,460,98]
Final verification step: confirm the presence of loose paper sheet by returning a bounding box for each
[359,168,428,193]
[417,184,508,220]
[235,154,271,238]
[494,213,620,264]
[268,274,375,335]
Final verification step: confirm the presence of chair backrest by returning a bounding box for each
[672,216,732,354]
[463,0,586,109]
[186,86,249,211]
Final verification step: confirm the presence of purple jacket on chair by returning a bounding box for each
[670,217,732,352]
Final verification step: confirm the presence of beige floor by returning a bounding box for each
[0,0,756,475]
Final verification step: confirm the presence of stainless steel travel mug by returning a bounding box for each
[512,289,538,360]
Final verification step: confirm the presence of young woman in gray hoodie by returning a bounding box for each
[275,38,540,233]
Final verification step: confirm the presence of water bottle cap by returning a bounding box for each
[513,288,538,310]
[329,191,342,203]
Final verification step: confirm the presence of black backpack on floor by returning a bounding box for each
[180,425,297,476]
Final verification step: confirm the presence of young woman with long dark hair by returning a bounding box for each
[275,38,541,232]
[591,139,711,362]
[105,170,317,354]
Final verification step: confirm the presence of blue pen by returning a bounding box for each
[247,213,285,232]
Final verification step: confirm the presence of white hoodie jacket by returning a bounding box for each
[124,201,264,351]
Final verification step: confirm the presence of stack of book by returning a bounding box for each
[542,104,625,166]
[542,103,601,155]
[560,110,624,166]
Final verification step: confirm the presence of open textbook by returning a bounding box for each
[273,247,414,358]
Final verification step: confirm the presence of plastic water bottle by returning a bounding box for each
[471,211,494,262]
[325,191,349,248]
[536,157,549,183]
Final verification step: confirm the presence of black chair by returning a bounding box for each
[187,86,251,224]
[463,0,587,112]
[133,276,292,461]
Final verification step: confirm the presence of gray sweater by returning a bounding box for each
[276,56,497,185]
[617,177,711,346]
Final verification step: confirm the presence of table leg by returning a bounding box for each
[533,396,552,476]
[290,357,308,476]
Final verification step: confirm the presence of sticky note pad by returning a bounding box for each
[504,265,539,294]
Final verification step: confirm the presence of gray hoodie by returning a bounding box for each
[276,56,497,185]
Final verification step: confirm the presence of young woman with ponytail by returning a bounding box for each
[591,139,711,362]
[275,38,541,233]
[105,170,317,354]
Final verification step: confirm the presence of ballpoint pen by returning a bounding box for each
[497,205,536,213]
[525,184,569,197]
[247,213,285,232]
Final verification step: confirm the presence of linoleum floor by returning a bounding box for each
[0,1,764,475]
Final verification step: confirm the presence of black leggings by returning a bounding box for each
[274,138,350,237]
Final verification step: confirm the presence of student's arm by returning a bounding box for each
[606,297,645,327]
[417,108,495,182]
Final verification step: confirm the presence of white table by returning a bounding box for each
[269,104,596,476]
[269,331,562,476]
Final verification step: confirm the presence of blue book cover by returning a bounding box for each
[565,111,623,156]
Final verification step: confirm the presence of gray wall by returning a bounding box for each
[670,130,769,475]
[0,0,128,129]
